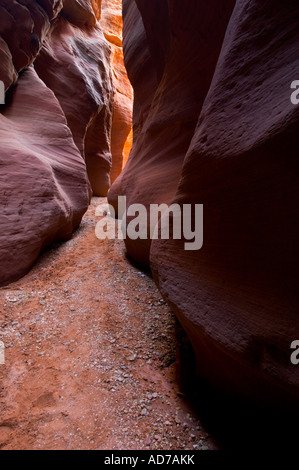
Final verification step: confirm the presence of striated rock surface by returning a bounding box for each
[107,0,161,219]
[34,8,114,196]
[62,0,97,27]
[0,0,62,89]
[150,1,299,408]
[100,0,133,184]
[0,67,90,286]
[110,0,299,408]
[108,0,236,264]
[0,0,115,285]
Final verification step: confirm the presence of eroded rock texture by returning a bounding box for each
[34,9,114,196]
[100,0,133,184]
[109,0,236,264]
[0,0,114,285]
[0,0,62,90]
[111,0,299,407]
[0,67,90,286]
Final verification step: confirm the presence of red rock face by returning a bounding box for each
[112,0,299,407]
[100,0,133,184]
[0,0,114,285]
[0,67,90,286]
[107,0,160,219]
[34,12,114,196]
[108,0,236,264]
[0,0,62,89]
[62,0,97,27]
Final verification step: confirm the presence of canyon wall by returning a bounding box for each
[0,0,115,285]
[109,0,299,408]
[100,0,133,184]
[109,0,236,263]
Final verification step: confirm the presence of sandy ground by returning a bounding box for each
[0,197,214,450]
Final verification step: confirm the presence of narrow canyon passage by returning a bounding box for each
[0,199,212,450]
[1,0,298,452]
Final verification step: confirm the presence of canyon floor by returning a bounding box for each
[0,197,215,450]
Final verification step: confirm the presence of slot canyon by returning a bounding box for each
[0,0,298,451]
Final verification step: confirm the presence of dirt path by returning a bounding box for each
[0,197,214,450]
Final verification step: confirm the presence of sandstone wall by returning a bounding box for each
[109,0,236,263]
[110,0,299,408]
[0,0,114,285]
[100,0,133,184]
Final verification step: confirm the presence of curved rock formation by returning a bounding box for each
[108,0,236,264]
[0,0,115,285]
[107,0,160,219]
[62,0,96,27]
[100,0,133,184]
[111,0,299,408]
[0,67,90,286]
[34,8,114,196]
[0,0,62,89]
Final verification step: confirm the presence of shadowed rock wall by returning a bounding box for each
[110,0,299,408]
[0,0,114,285]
